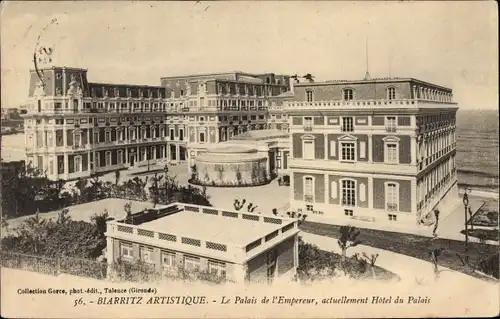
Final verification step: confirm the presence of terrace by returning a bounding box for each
[105,202,299,263]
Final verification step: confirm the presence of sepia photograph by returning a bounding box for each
[0,1,498,318]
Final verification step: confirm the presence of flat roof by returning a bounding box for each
[139,210,283,246]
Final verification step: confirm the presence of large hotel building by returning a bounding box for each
[23,66,458,227]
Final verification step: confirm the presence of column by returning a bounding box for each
[125,148,128,164]
[63,128,68,146]
[324,134,328,160]
[419,87,423,99]
[412,86,417,100]
[410,137,417,165]
[167,144,171,161]
[324,174,329,208]
[367,134,373,163]
[176,145,180,163]
[106,237,114,280]
[63,154,68,177]
[367,176,373,209]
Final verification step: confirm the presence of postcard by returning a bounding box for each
[1,1,498,318]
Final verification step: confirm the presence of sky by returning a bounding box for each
[1,1,498,110]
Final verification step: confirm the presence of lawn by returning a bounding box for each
[299,221,499,281]
[469,199,498,227]
[461,229,499,241]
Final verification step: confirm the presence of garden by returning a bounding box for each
[300,221,499,280]
[464,199,499,241]
[1,163,212,220]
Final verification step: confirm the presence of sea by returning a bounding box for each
[1,110,498,192]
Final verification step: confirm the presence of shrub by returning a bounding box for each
[478,252,499,279]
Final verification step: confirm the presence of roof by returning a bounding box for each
[139,210,283,246]
[231,129,289,141]
[295,77,452,92]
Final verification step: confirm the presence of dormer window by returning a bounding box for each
[306,90,314,102]
[387,87,396,100]
[343,89,354,101]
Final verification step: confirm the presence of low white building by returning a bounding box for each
[105,202,300,284]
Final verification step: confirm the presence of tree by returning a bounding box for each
[337,226,362,259]
[430,247,445,280]
[75,178,88,203]
[124,202,132,219]
[16,210,54,254]
[56,208,72,226]
[115,170,121,185]
[150,173,164,208]
[91,209,110,236]
[234,199,258,213]
[432,209,440,237]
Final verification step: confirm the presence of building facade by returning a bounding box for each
[285,78,459,226]
[23,67,292,180]
[105,202,299,284]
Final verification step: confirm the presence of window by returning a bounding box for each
[73,133,82,147]
[140,246,154,264]
[169,129,175,140]
[74,156,82,172]
[386,116,397,132]
[306,204,314,212]
[105,151,111,166]
[344,209,354,217]
[386,183,399,212]
[304,116,313,131]
[304,176,314,202]
[306,90,314,102]
[343,89,354,101]
[302,136,315,160]
[184,256,200,271]
[341,180,356,207]
[120,242,133,260]
[179,129,184,141]
[199,132,205,143]
[161,251,176,268]
[117,150,123,164]
[387,87,396,100]
[386,143,398,163]
[341,117,354,132]
[105,131,111,142]
[341,142,356,161]
[208,260,226,278]
[388,214,397,221]
[383,136,400,164]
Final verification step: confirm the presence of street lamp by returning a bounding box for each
[462,190,469,248]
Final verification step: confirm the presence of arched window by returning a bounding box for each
[383,136,400,164]
[105,151,112,166]
[387,87,396,100]
[343,88,354,101]
[306,90,314,102]
[301,135,316,160]
[117,150,123,165]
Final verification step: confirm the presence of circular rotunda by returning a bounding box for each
[192,146,268,186]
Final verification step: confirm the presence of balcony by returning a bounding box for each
[385,126,397,133]
[386,203,398,212]
[341,126,354,132]
[285,98,458,110]
[303,125,313,132]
